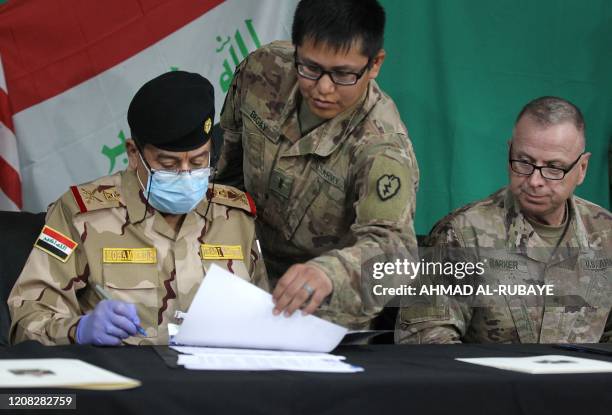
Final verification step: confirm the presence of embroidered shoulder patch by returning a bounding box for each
[210,185,256,216]
[34,226,78,263]
[377,174,401,201]
[70,185,121,213]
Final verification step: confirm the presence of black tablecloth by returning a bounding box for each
[1,342,611,415]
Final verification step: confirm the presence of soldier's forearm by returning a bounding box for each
[395,324,462,345]
[10,312,81,346]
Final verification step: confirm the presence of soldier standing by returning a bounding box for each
[9,71,267,345]
[216,0,419,328]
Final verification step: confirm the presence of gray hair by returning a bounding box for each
[516,96,585,135]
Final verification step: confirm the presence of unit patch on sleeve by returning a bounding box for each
[34,226,78,262]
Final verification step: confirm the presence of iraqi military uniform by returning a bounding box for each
[8,169,267,345]
[396,187,612,344]
[216,41,419,328]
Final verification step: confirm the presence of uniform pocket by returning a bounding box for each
[102,263,159,337]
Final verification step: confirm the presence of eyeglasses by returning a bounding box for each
[509,145,585,180]
[294,51,371,86]
[139,151,213,176]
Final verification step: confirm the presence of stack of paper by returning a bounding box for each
[172,346,362,372]
[171,265,362,372]
[0,359,141,389]
[457,355,612,374]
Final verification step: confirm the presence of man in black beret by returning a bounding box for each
[9,71,268,346]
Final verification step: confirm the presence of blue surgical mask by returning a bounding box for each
[137,153,211,214]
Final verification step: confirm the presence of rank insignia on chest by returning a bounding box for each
[200,244,244,260]
[34,226,78,262]
[269,169,293,199]
[103,248,157,264]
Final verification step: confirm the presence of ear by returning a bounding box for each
[125,139,140,170]
[367,49,386,80]
[575,152,590,186]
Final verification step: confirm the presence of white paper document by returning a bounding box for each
[0,359,141,389]
[176,353,362,373]
[457,355,612,374]
[173,264,348,353]
[171,346,344,359]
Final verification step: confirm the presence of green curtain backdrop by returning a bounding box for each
[379,0,612,234]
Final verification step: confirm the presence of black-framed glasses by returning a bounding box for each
[294,51,371,86]
[509,145,585,180]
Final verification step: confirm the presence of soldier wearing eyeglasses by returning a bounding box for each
[396,96,612,344]
[216,0,419,328]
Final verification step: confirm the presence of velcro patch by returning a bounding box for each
[34,226,78,263]
[200,244,244,260]
[377,174,401,200]
[103,248,157,264]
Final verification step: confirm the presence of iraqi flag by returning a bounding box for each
[0,0,298,212]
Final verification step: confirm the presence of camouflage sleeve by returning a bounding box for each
[216,60,248,190]
[395,219,473,344]
[307,137,420,329]
[8,195,87,345]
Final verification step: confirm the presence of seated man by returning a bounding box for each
[216,0,419,328]
[396,96,611,344]
[8,71,267,346]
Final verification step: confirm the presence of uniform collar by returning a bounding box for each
[503,188,590,263]
[280,80,383,158]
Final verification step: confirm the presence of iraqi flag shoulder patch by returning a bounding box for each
[34,225,78,263]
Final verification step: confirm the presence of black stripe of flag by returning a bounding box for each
[35,238,69,260]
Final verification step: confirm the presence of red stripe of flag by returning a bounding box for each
[0,88,14,132]
[42,225,77,249]
[0,0,226,114]
[0,156,22,208]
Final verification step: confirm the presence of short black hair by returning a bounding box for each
[291,0,385,59]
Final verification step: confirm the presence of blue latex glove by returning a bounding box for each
[76,300,140,345]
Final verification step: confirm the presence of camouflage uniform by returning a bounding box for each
[217,41,419,328]
[8,169,267,345]
[396,187,612,344]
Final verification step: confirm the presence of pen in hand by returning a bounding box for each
[94,284,147,337]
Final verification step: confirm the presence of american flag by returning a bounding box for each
[0,53,21,211]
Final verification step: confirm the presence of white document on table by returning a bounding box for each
[457,354,612,374]
[171,346,345,360]
[173,264,348,353]
[0,359,141,390]
[176,353,362,373]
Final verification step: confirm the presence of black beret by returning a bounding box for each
[127,71,215,152]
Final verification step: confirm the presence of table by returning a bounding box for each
[1,342,611,415]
